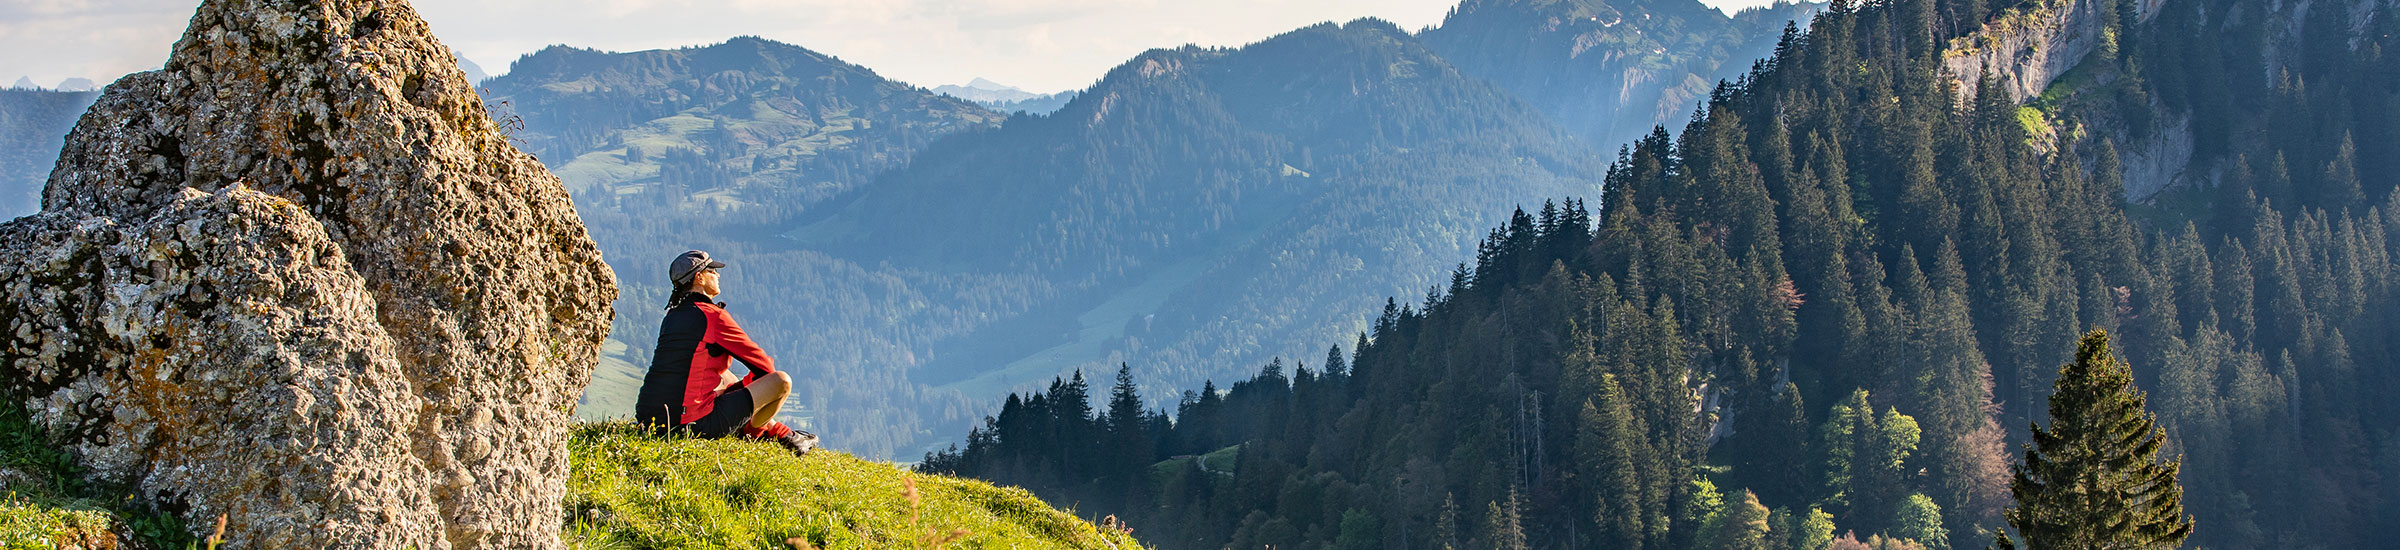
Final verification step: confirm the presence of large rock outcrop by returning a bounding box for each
[1940,0,2106,103]
[0,0,616,547]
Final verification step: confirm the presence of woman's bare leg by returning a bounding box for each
[744,371,792,429]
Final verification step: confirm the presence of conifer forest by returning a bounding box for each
[921,0,2400,548]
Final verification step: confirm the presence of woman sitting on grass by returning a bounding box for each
[633,250,817,456]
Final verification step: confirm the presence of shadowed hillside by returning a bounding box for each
[797,18,1602,423]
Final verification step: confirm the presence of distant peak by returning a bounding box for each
[966,77,1017,91]
[9,76,33,89]
[935,78,1041,103]
[1341,16,1406,33]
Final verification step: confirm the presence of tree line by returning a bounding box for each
[923,0,2397,547]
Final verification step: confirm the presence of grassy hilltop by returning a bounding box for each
[0,415,1144,549]
[565,422,1143,550]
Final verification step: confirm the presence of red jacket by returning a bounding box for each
[635,293,777,426]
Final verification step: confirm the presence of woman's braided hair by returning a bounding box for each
[667,278,698,309]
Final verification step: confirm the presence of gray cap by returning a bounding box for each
[669,250,726,285]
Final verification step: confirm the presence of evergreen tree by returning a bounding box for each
[1735,383,1813,507]
[1580,374,1648,550]
[1998,330,2194,550]
[1435,492,1461,550]
[1481,487,1529,550]
[1106,364,1151,486]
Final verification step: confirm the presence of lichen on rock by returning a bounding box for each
[0,0,616,548]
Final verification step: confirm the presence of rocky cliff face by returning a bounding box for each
[0,0,616,548]
[1940,0,2105,103]
[1422,0,1817,147]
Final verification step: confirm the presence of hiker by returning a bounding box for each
[634,250,818,456]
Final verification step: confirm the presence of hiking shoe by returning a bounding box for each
[777,430,818,457]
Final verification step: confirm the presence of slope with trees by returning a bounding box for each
[926,0,2399,548]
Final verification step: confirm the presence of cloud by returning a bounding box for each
[0,2,184,86]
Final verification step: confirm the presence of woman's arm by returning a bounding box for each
[703,305,777,376]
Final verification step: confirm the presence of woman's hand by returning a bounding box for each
[715,368,742,393]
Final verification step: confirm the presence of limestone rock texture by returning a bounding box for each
[0,0,617,547]
[1939,0,2104,104]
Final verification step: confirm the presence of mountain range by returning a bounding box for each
[921,0,2400,547]
[931,77,1046,103]
[798,17,1599,407]
[12,0,1818,460]
[933,78,1081,115]
[357,0,1817,459]
[1426,0,1822,145]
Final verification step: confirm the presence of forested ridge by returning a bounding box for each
[923,0,2400,547]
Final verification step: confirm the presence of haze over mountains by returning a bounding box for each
[932,78,1081,115]
[804,17,1600,404]
[931,78,1046,103]
[1427,0,1822,144]
[0,89,100,218]
[9,0,2389,546]
[7,0,1819,459]
[491,0,1813,459]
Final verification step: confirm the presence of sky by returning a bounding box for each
[2,0,1785,94]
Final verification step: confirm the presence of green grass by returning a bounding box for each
[0,495,112,549]
[1148,444,1240,484]
[0,395,194,548]
[1197,445,1239,474]
[2016,106,2051,143]
[565,422,1145,550]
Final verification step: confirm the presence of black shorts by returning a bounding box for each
[682,387,756,438]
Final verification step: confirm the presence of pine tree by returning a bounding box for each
[1581,374,1648,550]
[1997,330,2194,550]
[1435,492,1460,550]
[1741,382,1812,506]
[1054,371,1097,479]
[1482,487,1529,550]
[1106,364,1151,485]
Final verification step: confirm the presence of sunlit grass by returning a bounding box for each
[566,422,1144,550]
[0,494,112,548]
